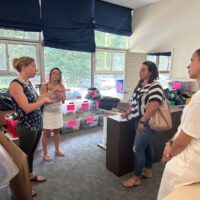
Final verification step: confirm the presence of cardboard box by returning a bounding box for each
[0,132,32,200]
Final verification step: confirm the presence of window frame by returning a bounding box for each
[0,36,41,76]
[95,47,127,75]
[147,53,172,76]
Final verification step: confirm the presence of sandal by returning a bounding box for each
[44,155,53,161]
[56,150,65,157]
[31,174,46,182]
[142,170,152,179]
[122,177,141,188]
[32,189,37,197]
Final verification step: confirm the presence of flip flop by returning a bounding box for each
[56,150,65,157]
[32,189,37,197]
[31,174,46,182]
[44,155,53,161]
[142,171,153,179]
[122,177,141,188]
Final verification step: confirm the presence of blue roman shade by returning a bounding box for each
[148,52,171,56]
[41,0,95,52]
[94,0,132,36]
[0,0,41,32]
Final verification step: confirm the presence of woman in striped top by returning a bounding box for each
[122,61,163,188]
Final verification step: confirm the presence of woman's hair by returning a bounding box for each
[49,67,62,84]
[143,61,159,83]
[195,48,200,58]
[134,61,159,93]
[13,57,35,72]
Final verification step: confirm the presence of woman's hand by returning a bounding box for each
[161,142,172,163]
[54,88,65,100]
[138,122,146,134]
[121,112,127,119]
[41,96,55,104]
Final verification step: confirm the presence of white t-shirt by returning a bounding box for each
[157,90,200,200]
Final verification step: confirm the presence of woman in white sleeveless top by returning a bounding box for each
[157,49,200,200]
[40,67,66,161]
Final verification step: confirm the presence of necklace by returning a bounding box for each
[17,76,38,99]
[17,76,29,85]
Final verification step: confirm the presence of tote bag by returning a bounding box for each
[148,99,172,131]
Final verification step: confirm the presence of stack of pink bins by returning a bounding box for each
[61,102,80,134]
[77,100,100,129]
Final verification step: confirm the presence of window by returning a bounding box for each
[147,53,172,88]
[95,31,129,49]
[94,31,128,98]
[0,29,128,100]
[95,50,125,97]
[0,41,40,74]
[0,29,39,40]
[0,29,40,88]
[147,53,171,79]
[44,47,91,98]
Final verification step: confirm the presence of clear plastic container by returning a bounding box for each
[61,113,80,133]
[77,111,99,129]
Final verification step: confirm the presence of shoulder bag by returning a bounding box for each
[148,99,172,131]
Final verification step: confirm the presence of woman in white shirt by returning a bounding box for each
[157,49,200,200]
[40,67,66,161]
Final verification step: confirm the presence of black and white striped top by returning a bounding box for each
[129,81,163,119]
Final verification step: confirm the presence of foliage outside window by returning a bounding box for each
[0,29,39,40]
[44,47,91,89]
[95,31,129,49]
[0,43,6,70]
[95,50,125,98]
[147,54,171,73]
[0,29,128,99]
[0,29,40,88]
[95,31,127,98]
[0,41,39,73]
[147,54,171,88]
[95,50,125,73]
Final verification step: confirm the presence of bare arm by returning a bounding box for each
[140,101,160,122]
[9,82,52,113]
[162,130,192,163]
[40,83,48,95]
[57,84,66,101]
[137,101,160,133]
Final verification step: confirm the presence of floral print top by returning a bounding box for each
[10,79,42,131]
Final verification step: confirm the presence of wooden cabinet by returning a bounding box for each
[106,116,135,176]
[106,111,182,177]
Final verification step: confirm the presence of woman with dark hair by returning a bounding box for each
[40,67,66,161]
[157,49,200,199]
[122,61,164,187]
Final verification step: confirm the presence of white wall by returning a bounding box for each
[129,0,200,79]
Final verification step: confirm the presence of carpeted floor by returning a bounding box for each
[31,126,164,200]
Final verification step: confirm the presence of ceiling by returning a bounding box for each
[102,0,161,9]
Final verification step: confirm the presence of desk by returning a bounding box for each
[106,115,134,176]
[106,110,182,177]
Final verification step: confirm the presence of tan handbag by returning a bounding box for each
[148,99,172,131]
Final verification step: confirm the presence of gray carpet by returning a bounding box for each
[31,126,164,200]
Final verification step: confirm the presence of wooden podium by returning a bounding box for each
[106,110,182,177]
